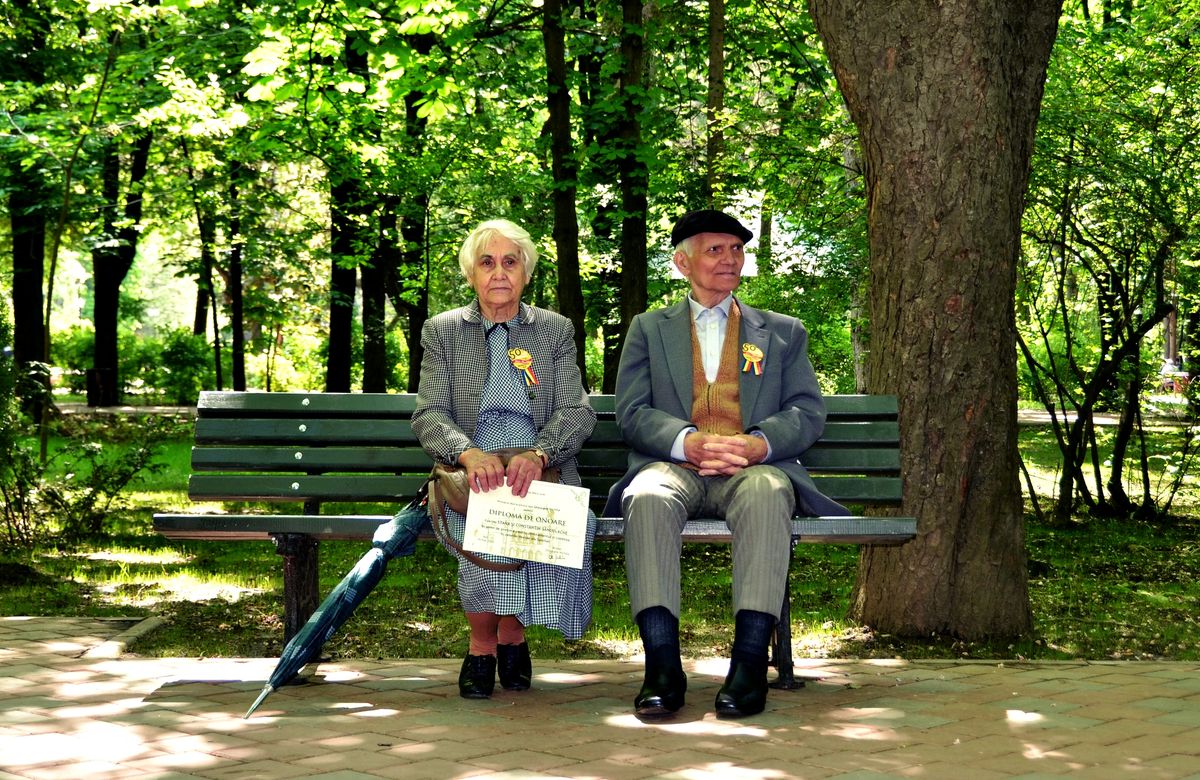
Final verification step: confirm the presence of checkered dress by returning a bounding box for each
[416,307,596,639]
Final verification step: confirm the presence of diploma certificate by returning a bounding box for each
[462,480,591,569]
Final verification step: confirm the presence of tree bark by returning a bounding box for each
[704,0,726,204]
[10,178,46,370]
[227,164,246,391]
[810,0,1063,637]
[543,0,589,389]
[327,170,359,394]
[616,0,648,380]
[90,133,153,407]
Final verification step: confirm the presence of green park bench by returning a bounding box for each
[153,390,916,688]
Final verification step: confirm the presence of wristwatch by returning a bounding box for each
[532,448,549,468]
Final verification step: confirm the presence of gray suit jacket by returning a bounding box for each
[412,300,595,487]
[602,297,848,517]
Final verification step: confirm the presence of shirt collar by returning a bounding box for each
[688,293,735,321]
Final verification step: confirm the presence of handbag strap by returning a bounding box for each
[428,475,524,573]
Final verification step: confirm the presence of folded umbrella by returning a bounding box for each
[244,496,430,718]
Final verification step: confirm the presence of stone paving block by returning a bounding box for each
[460,747,586,773]
[291,749,407,774]
[363,758,493,780]
[192,758,316,779]
[1149,709,1200,728]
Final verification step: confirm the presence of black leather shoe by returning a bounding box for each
[634,667,687,719]
[497,642,532,690]
[459,654,496,699]
[714,661,768,718]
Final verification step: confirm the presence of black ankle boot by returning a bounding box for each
[714,660,768,718]
[634,607,686,718]
[497,642,532,690]
[634,663,687,719]
[458,654,496,699]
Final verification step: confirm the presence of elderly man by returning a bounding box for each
[604,209,847,719]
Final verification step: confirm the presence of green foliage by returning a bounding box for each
[148,329,213,405]
[0,411,177,550]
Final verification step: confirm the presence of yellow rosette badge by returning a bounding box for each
[741,343,764,375]
[508,348,539,386]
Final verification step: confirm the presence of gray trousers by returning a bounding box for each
[621,461,795,620]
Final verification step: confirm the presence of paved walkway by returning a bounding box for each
[2,617,1199,779]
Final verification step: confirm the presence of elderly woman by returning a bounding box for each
[411,219,597,699]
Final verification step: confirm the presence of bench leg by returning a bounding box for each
[770,552,804,690]
[273,533,320,643]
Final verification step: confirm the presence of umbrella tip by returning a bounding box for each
[243,684,274,719]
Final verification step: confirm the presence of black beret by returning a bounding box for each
[670,209,753,247]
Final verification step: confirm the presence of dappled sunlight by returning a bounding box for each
[672,763,791,778]
[82,549,189,565]
[601,710,771,737]
[1007,708,1046,724]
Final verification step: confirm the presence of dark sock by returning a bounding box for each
[636,606,682,674]
[731,609,775,671]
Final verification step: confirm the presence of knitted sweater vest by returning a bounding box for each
[689,301,743,436]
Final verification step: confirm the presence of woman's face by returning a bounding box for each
[469,235,527,319]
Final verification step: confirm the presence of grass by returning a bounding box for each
[2,415,1199,663]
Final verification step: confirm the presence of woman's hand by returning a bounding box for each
[458,448,506,493]
[505,450,544,498]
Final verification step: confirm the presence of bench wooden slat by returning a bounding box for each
[192,447,435,472]
[575,447,901,474]
[587,393,899,419]
[154,513,916,545]
[198,390,420,417]
[188,474,428,502]
[195,418,414,444]
[192,473,901,506]
[194,445,901,476]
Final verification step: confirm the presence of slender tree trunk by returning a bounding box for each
[616,0,648,379]
[227,165,246,391]
[543,0,589,389]
[89,133,153,407]
[399,91,430,393]
[327,169,359,394]
[704,0,725,205]
[10,180,46,370]
[810,0,1064,637]
[361,253,387,392]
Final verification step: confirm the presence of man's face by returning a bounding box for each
[674,232,745,307]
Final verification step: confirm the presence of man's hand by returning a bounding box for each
[683,432,768,476]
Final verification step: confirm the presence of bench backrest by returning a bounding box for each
[188,391,901,515]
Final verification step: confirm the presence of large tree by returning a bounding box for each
[809,0,1064,637]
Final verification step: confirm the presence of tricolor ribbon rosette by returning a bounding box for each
[507,348,539,386]
[741,343,764,375]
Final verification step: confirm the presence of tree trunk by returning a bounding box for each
[543,0,589,389]
[398,90,431,393]
[10,180,46,369]
[810,0,1064,638]
[361,254,387,393]
[616,0,648,376]
[327,170,359,394]
[90,133,153,407]
[227,166,246,391]
[704,0,725,204]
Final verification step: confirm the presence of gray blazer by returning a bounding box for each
[412,300,596,487]
[602,297,848,517]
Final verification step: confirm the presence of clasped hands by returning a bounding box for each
[683,431,768,476]
[458,447,543,498]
